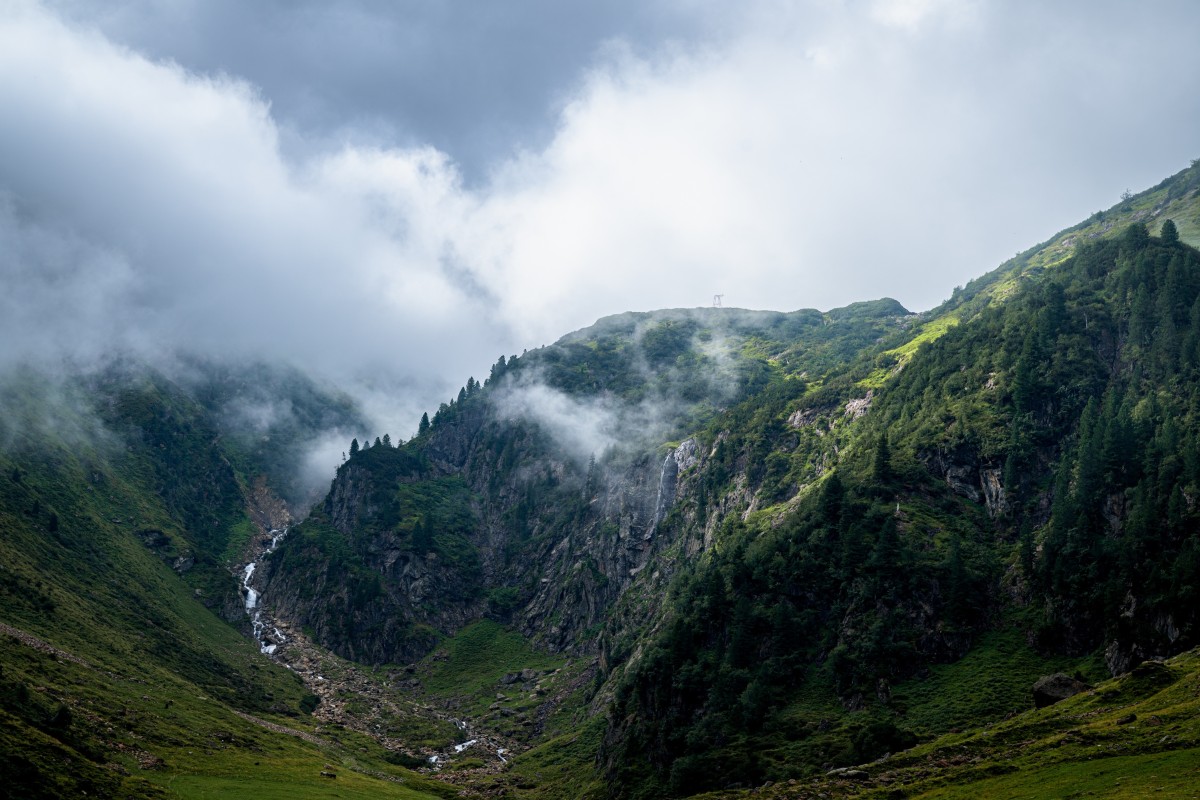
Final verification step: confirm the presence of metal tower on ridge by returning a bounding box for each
[713,294,724,308]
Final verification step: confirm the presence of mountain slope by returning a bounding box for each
[597,167,1200,796]
[258,300,912,664]
[0,362,447,798]
[241,160,1200,800]
[5,160,1200,799]
[687,645,1200,800]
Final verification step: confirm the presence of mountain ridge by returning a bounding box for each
[2,159,1200,798]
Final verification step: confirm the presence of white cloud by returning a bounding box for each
[0,3,498,400]
[869,0,980,32]
[2,0,1199,438]
[451,0,1200,340]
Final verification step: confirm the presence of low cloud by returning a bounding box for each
[493,381,627,464]
[490,318,747,464]
[2,0,1200,465]
[0,5,506,404]
[0,366,121,457]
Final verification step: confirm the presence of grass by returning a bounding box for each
[911,750,1200,799]
[156,750,449,800]
[0,629,448,800]
[419,619,565,700]
[893,626,1105,735]
[857,314,961,390]
[476,717,608,800]
[220,517,259,566]
[885,314,961,362]
[415,618,578,752]
[0,375,450,799]
[693,647,1200,800]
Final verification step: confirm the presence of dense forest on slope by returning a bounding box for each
[601,222,1200,796]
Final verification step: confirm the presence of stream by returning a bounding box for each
[425,718,509,767]
[241,527,289,654]
[239,527,512,769]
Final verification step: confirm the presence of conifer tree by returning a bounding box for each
[871,434,893,484]
[1161,218,1180,245]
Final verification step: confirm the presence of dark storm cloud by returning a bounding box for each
[42,0,701,181]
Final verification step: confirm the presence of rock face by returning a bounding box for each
[651,439,697,528]
[923,448,1009,518]
[256,302,920,668]
[1102,592,1185,676]
[1032,673,1091,708]
[260,400,687,664]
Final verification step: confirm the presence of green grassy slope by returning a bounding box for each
[885,160,1200,361]
[0,366,444,798]
[694,647,1200,800]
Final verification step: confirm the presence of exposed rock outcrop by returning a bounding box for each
[923,448,1009,517]
[260,403,687,663]
[1032,673,1091,708]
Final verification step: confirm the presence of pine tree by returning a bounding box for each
[1161,218,1180,245]
[488,356,507,386]
[382,433,392,447]
[418,412,430,435]
[349,437,359,456]
[584,452,597,499]
[817,471,845,526]
[1123,221,1150,249]
[871,434,893,485]
[1011,335,1041,414]
[413,516,434,552]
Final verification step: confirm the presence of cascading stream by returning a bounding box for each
[650,451,678,530]
[241,527,288,654]
[424,718,508,767]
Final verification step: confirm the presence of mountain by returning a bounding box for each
[0,361,456,798]
[257,299,911,665]
[250,163,1200,797]
[602,218,1200,796]
[586,163,1200,797]
[3,160,1200,799]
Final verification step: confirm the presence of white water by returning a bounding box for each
[241,527,289,654]
[425,717,509,769]
[651,452,676,529]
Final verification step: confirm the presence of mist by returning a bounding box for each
[3,0,1200,492]
[490,312,754,468]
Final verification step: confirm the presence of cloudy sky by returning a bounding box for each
[2,0,1199,430]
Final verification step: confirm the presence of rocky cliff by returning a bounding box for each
[258,302,912,665]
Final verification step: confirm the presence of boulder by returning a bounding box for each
[1032,673,1090,708]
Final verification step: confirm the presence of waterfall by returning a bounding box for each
[651,452,678,529]
[241,527,289,655]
